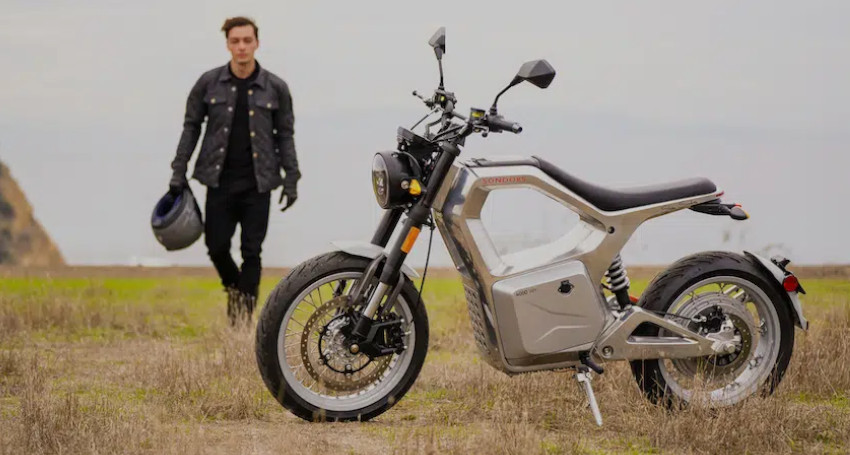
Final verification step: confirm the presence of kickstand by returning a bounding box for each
[575,366,603,426]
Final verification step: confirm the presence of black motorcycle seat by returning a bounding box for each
[532,156,717,212]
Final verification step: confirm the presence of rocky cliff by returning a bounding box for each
[0,160,64,266]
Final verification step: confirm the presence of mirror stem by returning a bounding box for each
[490,86,510,114]
[437,58,444,89]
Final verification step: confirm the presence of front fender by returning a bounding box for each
[331,241,421,280]
[744,251,808,330]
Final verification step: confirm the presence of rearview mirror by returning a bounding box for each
[511,59,556,89]
[490,59,556,113]
[428,27,446,59]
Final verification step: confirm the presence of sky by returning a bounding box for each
[0,1,848,268]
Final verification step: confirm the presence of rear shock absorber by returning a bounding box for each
[605,254,632,309]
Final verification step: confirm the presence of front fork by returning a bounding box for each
[351,143,459,340]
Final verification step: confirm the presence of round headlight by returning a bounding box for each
[372,154,390,208]
[371,152,417,209]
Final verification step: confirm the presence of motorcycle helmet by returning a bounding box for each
[151,187,204,251]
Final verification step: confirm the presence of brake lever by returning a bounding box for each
[411,106,439,130]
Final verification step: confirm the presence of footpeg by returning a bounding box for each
[580,351,604,374]
[575,367,603,426]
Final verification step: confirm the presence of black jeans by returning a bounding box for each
[205,187,271,297]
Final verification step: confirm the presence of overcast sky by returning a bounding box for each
[1,1,848,268]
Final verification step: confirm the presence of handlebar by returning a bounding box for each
[413,89,522,140]
[451,110,468,121]
[412,90,433,107]
[487,115,522,134]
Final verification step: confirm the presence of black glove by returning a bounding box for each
[169,173,188,196]
[279,185,297,212]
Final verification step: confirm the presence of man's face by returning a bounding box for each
[227,25,258,64]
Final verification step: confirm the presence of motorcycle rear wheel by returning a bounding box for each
[630,251,795,407]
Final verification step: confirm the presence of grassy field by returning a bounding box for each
[0,269,848,454]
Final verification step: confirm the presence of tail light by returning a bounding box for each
[772,256,806,294]
[783,275,801,293]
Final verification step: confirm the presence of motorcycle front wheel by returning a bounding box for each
[255,252,429,422]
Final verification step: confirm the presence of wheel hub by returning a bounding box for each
[319,314,368,374]
[671,292,755,378]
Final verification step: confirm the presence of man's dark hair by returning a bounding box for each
[221,17,258,39]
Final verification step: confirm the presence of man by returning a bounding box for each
[169,17,300,324]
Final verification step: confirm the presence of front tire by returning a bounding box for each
[630,251,795,407]
[255,252,429,421]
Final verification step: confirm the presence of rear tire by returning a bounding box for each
[630,251,795,407]
[255,252,429,421]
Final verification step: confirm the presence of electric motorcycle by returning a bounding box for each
[256,28,807,424]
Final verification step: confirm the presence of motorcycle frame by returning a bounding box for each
[431,158,729,373]
[363,152,733,375]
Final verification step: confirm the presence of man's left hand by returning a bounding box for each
[279,186,298,212]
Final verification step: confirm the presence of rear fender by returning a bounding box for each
[744,251,808,330]
[331,241,421,280]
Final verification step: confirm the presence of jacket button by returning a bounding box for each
[248,90,253,96]
[266,103,272,108]
[219,147,224,153]
[224,127,228,133]
[273,129,277,134]
[231,86,236,92]
[249,110,254,116]
[215,165,221,170]
[228,106,233,112]
[210,98,216,104]
[253,153,258,159]
[250,131,255,137]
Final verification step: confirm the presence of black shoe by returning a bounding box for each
[243,294,257,319]
[225,286,241,326]
[228,290,256,326]
[236,292,257,325]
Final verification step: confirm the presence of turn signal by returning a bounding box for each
[409,179,422,196]
[401,227,421,253]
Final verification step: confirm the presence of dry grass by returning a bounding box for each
[392,281,850,455]
[0,354,199,455]
[0,272,848,454]
[134,328,272,421]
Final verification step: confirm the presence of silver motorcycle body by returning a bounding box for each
[428,156,802,375]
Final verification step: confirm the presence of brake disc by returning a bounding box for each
[299,296,392,392]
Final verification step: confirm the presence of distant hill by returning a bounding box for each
[0,160,64,266]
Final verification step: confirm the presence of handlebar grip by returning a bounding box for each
[488,116,523,134]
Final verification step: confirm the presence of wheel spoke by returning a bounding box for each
[334,280,347,297]
[303,294,318,309]
[292,305,312,318]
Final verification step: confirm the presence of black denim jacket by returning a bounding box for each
[171,63,300,194]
